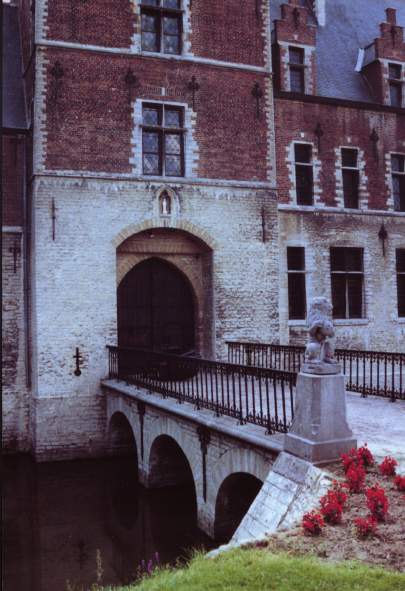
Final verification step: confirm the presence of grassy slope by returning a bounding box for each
[104,548,405,591]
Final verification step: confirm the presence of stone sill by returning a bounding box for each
[334,319,369,326]
[396,318,405,323]
[288,320,306,327]
[278,204,405,218]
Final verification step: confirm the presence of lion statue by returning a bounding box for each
[304,297,336,364]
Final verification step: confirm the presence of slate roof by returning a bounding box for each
[2,4,27,130]
[270,0,405,103]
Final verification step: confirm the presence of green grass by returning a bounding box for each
[102,548,405,591]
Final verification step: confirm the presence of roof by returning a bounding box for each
[270,0,405,103]
[2,4,27,130]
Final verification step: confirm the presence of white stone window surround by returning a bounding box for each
[386,151,405,211]
[285,243,309,325]
[279,41,315,95]
[381,58,405,108]
[132,0,193,56]
[334,144,369,210]
[131,98,198,179]
[287,139,322,206]
[329,245,368,321]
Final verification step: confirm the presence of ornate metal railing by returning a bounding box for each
[107,346,297,434]
[226,342,405,401]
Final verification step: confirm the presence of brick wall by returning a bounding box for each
[275,97,405,210]
[41,49,271,181]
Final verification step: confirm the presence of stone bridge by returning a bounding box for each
[102,379,284,542]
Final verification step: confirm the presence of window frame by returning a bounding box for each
[330,247,365,319]
[341,147,360,209]
[391,153,405,212]
[287,246,307,320]
[294,142,314,206]
[141,102,186,177]
[396,249,405,318]
[140,0,183,55]
[288,46,306,94]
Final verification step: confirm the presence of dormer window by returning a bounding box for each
[388,64,403,107]
[141,0,182,55]
[289,47,305,93]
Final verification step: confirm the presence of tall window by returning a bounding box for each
[397,249,405,317]
[289,47,305,93]
[295,144,313,205]
[287,247,306,320]
[388,63,402,108]
[391,154,405,212]
[330,248,364,319]
[141,0,182,55]
[341,148,359,209]
[142,104,185,176]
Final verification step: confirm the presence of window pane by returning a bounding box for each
[165,133,181,154]
[397,249,405,273]
[343,169,359,209]
[295,144,311,163]
[142,0,159,5]
[345,248,363,271]
[163,16,179,33]
[296,164,313,205]
[143,154,160,175]
[165,154,182,176]
[391,154,405,172]
[163,0,180,7]
[390,83,402,107]
[288,274,306,320]
[398,275,405,317]
[331,275,346,319]
[143,131,159,152]
[393,175,405,211]
[289,47,304,64]
[287,247,305,271]
[142,31,159,52]
[290,67,304,93]
[165,109,181,128]
[341,148,357,168]
[389,64,401,79]
[163,33,180,54]
[330,248,345,272]
[143,107,161,126]
[142,12,158,31]
[347,275,363,318]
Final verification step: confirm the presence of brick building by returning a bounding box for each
[2,0,404,459]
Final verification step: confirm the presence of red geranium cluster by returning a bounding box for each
[354,516,378,539]
[341,445,375,493]
[366,485,389,522]
[302,511,324,535]
[379,456,398,477]
[357,444,375,468]
[319,490,344,524]
[394,475,405,492]
[346,463,366,493]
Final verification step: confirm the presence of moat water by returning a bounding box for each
[3,455,215,591]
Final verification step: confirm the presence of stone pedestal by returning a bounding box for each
[284,372,356,464]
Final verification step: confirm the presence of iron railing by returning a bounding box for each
[107,346,297,433]
[226,342,405,401]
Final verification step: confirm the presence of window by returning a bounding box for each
[388,63,402,108]
[141,0,182,55]
[142,104,184,176]
[295,144,313,205]
[330,248,364,319]
[397,249,405,317]
[341,148,359,209]
[287,247,306,320]
[289,47,305,93]
[391,154,405,211]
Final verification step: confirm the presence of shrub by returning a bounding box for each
[354,516,378,539]
[341,448,360,473]
[319,492,343,525]
[366,485,389,522]
[357,444,374,468]
[302,511,324,535]
[394,475,405,492]
[331,480,349,508]
[379,457,398,477]
[346,463,366,493]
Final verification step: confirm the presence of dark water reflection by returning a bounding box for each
[3,455,215,591]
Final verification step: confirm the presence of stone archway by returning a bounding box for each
[116,228,214,357]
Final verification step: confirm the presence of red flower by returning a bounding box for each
[331,480,349,508]
[354,516,378,538]
[346,463,366,493]
[302,511,324,535]
[366,485,389,522]
[394,475,405,492]
[357,444,374,468]
[379,457,398,477]
[341,448,360,473]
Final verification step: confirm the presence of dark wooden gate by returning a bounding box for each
[117,258,195,354]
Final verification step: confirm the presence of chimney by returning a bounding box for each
[386,8,397,25]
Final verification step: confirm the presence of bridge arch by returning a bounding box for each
[147,434,197,493]
[214,472,263,542]
[108,411,138,460]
